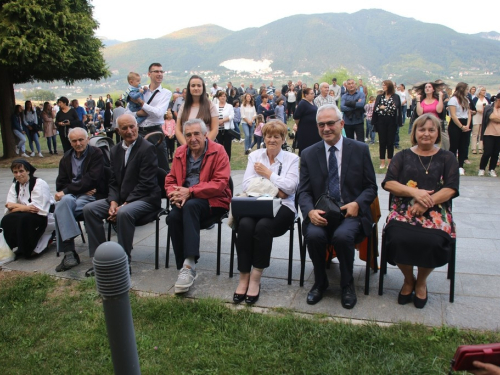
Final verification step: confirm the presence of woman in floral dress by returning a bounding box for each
[382,114,459,308]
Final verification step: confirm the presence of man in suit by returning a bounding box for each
[54,127,104,272]
[298,104,377,309]
[83,114,161,268]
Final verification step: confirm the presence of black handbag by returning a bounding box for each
[314,194,345,230]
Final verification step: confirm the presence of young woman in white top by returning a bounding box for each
[215,91,235,160]
[471,87,490,154]
[240,93,257,154]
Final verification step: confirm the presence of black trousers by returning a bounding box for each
[236,206,295,272]
[216,129,232,160]
[287,102,296,119]
[448,119,470,168]
[1,212,47,258]
[303,217,361,288]
[138,125,170,172]
[165,136,176,159]
[166,199,225,270]
[377,116,397,160]
[480,135,500,171]
[344,123,364,142]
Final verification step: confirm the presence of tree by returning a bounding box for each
[0,0,109,158]
[24,89,56,102]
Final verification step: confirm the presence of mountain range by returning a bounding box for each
[102,9,500,85]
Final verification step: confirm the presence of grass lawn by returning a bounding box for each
[0,272,498,374]
[0,119,485,176]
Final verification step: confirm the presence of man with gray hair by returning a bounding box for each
[165,118,231,294]
[54,127,105,272]
[314,82,339,108]
[341,79,366,142]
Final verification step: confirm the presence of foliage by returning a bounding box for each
[0,272,499,374]
[0,0,109,158]
[23,89,56,102]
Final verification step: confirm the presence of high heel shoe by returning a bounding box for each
[245,284,261,304]
[414,287,428,309]
[233,290,247,304]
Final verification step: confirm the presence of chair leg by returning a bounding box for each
[373,224,378,273]
[365,234,371,296]
[165,226,170,268]
[78,221,86,243]
[298,220,305,287]
[449,241,456,303]
[155,218,159,270]
[288,226,294,285]
[216,221,222,276]
[107,221,112,241]
[378,229,387,296]
[229,230,236,278]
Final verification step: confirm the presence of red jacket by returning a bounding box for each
[165,139,231,210]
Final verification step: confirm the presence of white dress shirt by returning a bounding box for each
[126,86,172,127]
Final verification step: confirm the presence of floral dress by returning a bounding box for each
[382,149,459,268]
[375,95,397,117]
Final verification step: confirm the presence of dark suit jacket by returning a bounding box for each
[108,135,161,207]
[298,137,377,237]
[56,146,106,200]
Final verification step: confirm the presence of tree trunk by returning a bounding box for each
[0,65,17,159]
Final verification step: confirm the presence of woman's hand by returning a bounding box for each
[412,189,435,208]
[379,105,386,110]
[462,125,471,132]
[277,189,288,199]
[470,361,500,375]
[293,124,298,132]
[410,202,428,217]
[254,162,272,179]
[416,94,421,102]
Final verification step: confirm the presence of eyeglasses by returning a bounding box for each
[150,70,164,74]
[318,119,341,128]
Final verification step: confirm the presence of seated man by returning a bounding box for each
[298,104,377,309]
[55,128,105,271]
[83,114,161,270]
[165,118,231,294]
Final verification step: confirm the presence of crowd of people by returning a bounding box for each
[4,64,500,317]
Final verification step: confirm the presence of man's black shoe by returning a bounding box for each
[307,281,329,305]
[341,283,357,309]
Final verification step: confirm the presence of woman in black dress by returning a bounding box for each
[55,96,81,152]
[293,88,320,155]
[104,101,113,138]
[372,80,402,169]
[382,114,459,308]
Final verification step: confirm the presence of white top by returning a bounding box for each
[397,91,407,105]
[329,84,341,101]
[240,104,257,124]
[473,97,489,124]
[324,136,344,199]
[448,96,469,119]
[126,85,172,127]
[218,103,234,129]
[242,149,299,214]
[287,91,296,102]
[5,178,54,216]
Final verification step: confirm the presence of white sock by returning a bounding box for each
[183,256,196,270]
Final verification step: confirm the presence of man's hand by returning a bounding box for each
[308,209,328,226]
[55,191,65,202]
[85,189,96,196]
[340,202,359,218]
[470,361,500,375]
[129,97,144,106]
[107,201,119,222]
[168,186,191,208]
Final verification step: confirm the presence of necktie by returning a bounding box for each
[328,146,341,202]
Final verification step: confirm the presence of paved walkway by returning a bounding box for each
[1,168,499,330]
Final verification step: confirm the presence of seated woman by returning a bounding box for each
[234,120,299,304]
[1,160,55,259]
[382,114,459,308]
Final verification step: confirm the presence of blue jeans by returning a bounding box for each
[13,129,26,153]
[46,135,57,153]
[401,105,407,124]
[242,121,254,150]
[233,121,241,136]
[366,119,375,144]
[27,131,41,153]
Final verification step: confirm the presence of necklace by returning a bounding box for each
[418,154,433,174]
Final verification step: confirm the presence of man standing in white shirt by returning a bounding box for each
[329,78,341,107]
[126,62,172,172]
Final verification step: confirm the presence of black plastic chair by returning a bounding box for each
[229,195,303,285]
[377,195,456,302]
[107,168,169,269]
[165,177,234,275]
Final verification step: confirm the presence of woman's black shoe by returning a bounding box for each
[414,288,428,309]
[397,287,414,305]
[245,285,260,304]
[233,292,246,304]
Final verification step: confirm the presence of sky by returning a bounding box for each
[92,0,500,42]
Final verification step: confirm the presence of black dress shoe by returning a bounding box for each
[341,283,357,309]
[398,288,414,305]
[245,285,260,304]
[307,281,329,305]
[233,289,247,304]
[414,288,428,309]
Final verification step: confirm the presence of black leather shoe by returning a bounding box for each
[233,289,247,304]
[307,281,329,305]
[398,288,414,305]
[245,285,260,304]
[341,283,357,309]
[414,287,428,309]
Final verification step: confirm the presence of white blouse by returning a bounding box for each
[5,178,54,216]
[242,149,299,214]
[240,105,257,124]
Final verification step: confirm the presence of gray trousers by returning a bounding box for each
[83,198,156,258]
[54,194,95,254]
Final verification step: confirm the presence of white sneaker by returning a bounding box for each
[478,170,485,176]
[38,152,43,158]
[489,170,497,177]
[174,266,197,294]
[365,138,369,142]
[15,146,19,155]
[30,151,35,157]
[21,153,29,157]
[239,138,245,143]
[459,168,465,176]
